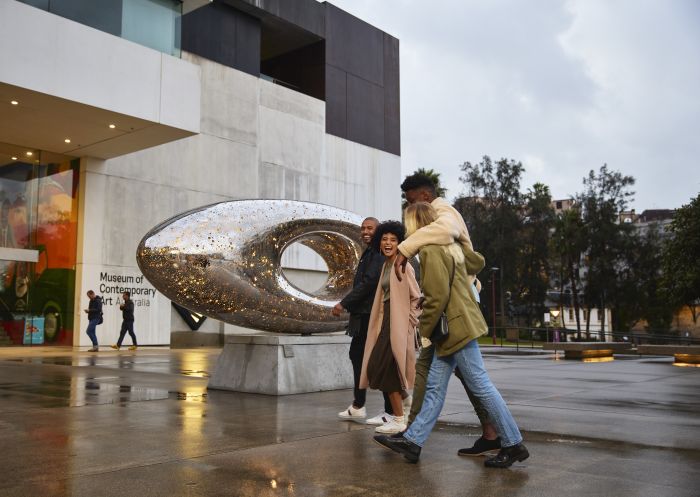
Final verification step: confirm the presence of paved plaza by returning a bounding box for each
[0,345,698,496]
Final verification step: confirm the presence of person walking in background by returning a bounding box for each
[334,217,396,423]
[83,290,102,352]
[375,203,529,468]
[111,291,137,351]
[398,173,501,457]
[360,221,422,434]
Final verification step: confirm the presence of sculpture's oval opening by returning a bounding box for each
[280,241,329,293]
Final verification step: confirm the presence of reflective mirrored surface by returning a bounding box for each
[137,200,363,333]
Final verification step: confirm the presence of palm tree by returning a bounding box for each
[415,168,447,197]
[402,168,448,209]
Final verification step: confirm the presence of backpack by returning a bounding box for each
[97,296,104,325]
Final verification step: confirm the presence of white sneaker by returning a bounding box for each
[374,415,407,434]
[338,404,366,420]
[366,412,391,425]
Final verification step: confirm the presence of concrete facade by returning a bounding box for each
[0,0,201,158]
[0,1,403,347]
[75,52,400,346]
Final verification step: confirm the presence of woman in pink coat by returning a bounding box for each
[360,221,422,434]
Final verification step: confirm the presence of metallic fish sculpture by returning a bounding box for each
[136,200,363,333]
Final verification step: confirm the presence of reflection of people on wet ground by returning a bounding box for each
[83,290,102,352]
[111,291,138,351]
[375,202,529,468]
[334,217,398,424]
[359,221,421,435]
[396,173,501,456]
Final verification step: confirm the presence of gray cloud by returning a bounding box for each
[325,0,700,209]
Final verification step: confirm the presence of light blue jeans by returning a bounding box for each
[404,339,522,447]
[85,318,99,346]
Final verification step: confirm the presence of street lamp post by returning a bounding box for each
[490,267,499,345]
[550,308,560,342]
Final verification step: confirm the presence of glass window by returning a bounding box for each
[0,145,79,346]
[18,0,182,57]
[122,0,182,57]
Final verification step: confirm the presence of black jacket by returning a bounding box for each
[340,246,385,315]
[121,299,135,321]
[88,296,103,320]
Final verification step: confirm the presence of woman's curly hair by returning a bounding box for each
[371,221,406,252]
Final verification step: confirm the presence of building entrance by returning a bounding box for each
[0,144,79,345]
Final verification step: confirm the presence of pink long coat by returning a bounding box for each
[359,261,422,391]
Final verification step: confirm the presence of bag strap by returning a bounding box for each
[442,254,456,312]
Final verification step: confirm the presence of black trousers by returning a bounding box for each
[117,320,137,347]
[348,314,392,414]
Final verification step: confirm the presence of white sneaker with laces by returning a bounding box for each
[338,404,366,420]
[366,411,391,425]
[374,415,407,434]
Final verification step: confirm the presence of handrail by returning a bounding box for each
[484,325,700,351]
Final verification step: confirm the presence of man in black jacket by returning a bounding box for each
[333,217,393,421]
[111,291,138,351]
[83,290,102,352]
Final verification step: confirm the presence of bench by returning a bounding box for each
[543,342,632,360]
[636,345,700,366]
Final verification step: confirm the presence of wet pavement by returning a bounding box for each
[0,346,698,496]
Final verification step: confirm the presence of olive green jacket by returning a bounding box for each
[418,244,488,357]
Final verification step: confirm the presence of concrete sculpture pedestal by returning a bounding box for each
[208,334,353,395]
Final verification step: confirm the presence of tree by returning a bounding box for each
[454,156,525,327]
[662,194,700,326]
[577,165,635,339]
[551,206,586,337]
[615,224,673,333]
[517,183,555,326]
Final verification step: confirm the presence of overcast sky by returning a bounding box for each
[325,0,700,210]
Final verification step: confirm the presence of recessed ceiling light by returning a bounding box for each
[10,100,18,105]
[11,156,18,160]
[64,138,71,143]
[25,151,33,156]
[108,124,116,129]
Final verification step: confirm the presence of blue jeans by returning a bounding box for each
[405,339,522,447]
[85,318,99,346]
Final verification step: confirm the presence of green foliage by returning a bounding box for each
[441,155,689,336]
[415,168,448,197]
[454,156,526,324]
[518,183,555,325]
[615,224,673,333]
[576,165,636,337]
[662,194,700,324]
[551,206,586,336]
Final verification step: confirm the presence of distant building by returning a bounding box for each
[619,209,675,234]
[552,198,575,214]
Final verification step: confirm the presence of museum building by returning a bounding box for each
[0,0,401,347]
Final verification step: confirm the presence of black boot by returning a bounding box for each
[458,436,501,456]
[484,443,529,468]
[373,434,421,463]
